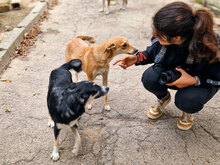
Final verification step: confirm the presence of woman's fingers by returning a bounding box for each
[113,57,128,69]
[166,81,175,86]
[119,62,127,69]
[113,56,129,65]
[175,68,184,74]
[113,59,122,65]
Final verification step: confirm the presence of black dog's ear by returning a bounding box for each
[69,83,77,89]
[78,93,89,104]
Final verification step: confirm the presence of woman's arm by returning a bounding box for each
[113,55,137,69]
[199,62,220,86]
[167,61,220,88]
[113,38,162,69]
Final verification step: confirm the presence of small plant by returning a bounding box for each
[0,13,6,18]
[0,0,11,5]
[195,0,203,4]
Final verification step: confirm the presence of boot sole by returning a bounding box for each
[177,119,193,131]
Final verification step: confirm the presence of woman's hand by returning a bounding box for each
[113,55,137,69]
[166,68,197,88]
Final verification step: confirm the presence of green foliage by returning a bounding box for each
[0,13,6,18]
[0,0,11,5]
[195,0,203,4]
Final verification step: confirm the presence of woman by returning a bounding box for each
[113,2,220,130]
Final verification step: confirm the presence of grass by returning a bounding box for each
[0,13,7,19]
[195,0,203,4]
[0,0,11,5]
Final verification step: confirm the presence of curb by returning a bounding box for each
[0,0,54,74]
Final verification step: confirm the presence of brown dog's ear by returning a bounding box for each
[105,43,116,53]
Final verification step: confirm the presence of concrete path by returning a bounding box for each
[0,0,220,164]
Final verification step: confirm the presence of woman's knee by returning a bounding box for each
[141,66,164,90]
[175,91,203,113]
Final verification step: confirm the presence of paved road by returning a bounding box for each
[0,0,220,164]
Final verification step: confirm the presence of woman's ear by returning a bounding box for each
[172,36,182,44]
[104,43,116,53]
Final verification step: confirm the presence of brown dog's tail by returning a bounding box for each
[77,35,96,44]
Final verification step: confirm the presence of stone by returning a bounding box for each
[0,4,10,13]
[11,0,21,8]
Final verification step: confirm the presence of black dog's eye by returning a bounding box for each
[122,43,127,48]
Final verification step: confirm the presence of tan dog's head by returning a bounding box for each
[104,37,137,57]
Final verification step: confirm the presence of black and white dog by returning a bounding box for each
[47,59,109,161]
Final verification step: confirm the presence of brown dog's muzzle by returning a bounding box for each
[127,49,139,55]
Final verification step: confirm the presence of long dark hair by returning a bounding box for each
[153,1,219,63]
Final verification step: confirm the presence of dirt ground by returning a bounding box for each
[0,0,38,41]
[0,0,220,164]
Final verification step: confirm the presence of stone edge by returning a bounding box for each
[0,0,54,75]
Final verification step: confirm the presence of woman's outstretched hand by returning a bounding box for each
[113,55,137,69]
[166,68,197,88]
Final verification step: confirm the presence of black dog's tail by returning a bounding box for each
[62,59,82,73]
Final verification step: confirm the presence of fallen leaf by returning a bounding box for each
[0,80,12,83]
[33,93,40,96]
[59,147,64,152]
[150,122,155,126]
[179,144,184,148]
[5,109,10,112]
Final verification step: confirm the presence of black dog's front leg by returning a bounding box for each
[51,123,60,161]
[71,125,81,156]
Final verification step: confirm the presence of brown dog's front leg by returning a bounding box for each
[102,71,110,110]
[86,74,94,110]
[71,125,81,156]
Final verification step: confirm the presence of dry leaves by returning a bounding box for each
[12,23,42,57]
[11,5,51,58]
[50,0,58,9]
[11,0,59,58]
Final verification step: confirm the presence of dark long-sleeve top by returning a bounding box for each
[135,38,220,87]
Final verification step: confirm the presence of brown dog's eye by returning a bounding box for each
[122,43,127,48]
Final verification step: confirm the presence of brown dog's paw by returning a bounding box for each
[86,104,92,110]
[104,105,111,111]
[72,147,79,157]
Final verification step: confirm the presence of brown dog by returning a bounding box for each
[65,35,137,110]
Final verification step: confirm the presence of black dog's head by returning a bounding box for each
[68,81,109,105]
